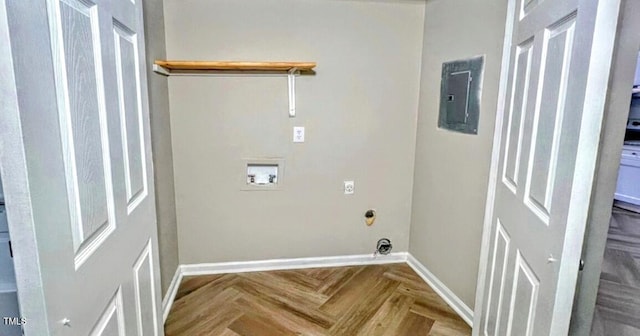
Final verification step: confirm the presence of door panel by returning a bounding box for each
[90,290,126,336]
[483,222,510,336]
[525,15,576,222]
[132,241,159,336]
[475,0,621,334]
[503,40,533,192]
[522,0,539,17]
[505,252,539,336]
[113,21,148,213]
[2,0,162,333]
[56,0,116,259]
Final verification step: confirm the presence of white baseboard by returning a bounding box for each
[407,254,474,326]
[162,252,473,328]
[162,265,183,323]
[180,252,408,276]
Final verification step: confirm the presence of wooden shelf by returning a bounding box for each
[152,60,317,117]
[153,60,316,73]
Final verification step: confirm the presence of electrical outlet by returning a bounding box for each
[293,126,305,143]
[344,180,354,195]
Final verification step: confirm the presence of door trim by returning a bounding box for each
[472,0,518,331]
[0,1,51,334]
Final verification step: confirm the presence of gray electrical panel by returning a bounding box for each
[438,56,484,134]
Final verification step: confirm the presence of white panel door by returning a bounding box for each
[1,0,162,333]
[474,0,621,335]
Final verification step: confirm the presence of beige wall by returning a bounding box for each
[409,0,507,308]
[142,0,179,296]
[164,0,425,264]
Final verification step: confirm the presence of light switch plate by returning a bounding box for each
[293,126,305,143]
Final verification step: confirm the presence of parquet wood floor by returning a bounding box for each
[591,205,640,336]
[165,263,471,336]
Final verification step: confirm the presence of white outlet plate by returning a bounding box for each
[344,180,354,194]
[293,126,305,143]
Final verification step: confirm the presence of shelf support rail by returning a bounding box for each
[288,68,299,117]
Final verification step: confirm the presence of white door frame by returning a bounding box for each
[0,0,51,334]
[473,0,631,333]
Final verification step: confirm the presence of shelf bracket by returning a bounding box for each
[288,68,299,117]
[153,64,170,76]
